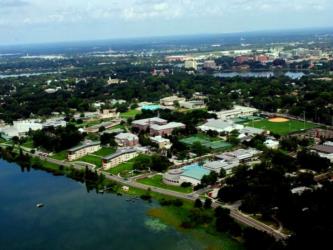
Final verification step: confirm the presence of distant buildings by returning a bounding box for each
[184,60,198,70]
[214,105,258,121]
[203,60,217,70]
[115,133,139,147]
[102,149,138,170]
[67,142,101,161]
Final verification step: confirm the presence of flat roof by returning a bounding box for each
[132,117,167,126]
[181,163,210,181]
[150,122,185,131]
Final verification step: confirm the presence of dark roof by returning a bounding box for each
[68,142,100,153]
[103,149,137,161]
[312,145,333,154]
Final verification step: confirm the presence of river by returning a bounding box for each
[0,160,242,250]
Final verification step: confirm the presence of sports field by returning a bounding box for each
[180,134,232,150]
[245,118,318,135]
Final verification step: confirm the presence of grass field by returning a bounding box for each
[245,119,318,135]
[120,109,141,119]
[94,147,116,157]
[78,154,102,167]
[180,134,232,150]
[51,150,67,161]
[137,175,193,193]
[108,158,136,177]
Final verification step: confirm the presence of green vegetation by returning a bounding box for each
[51,150,67,160]
[108,159,135,177]
[120,109,141,119]
[94,147,116,157]
[137,175,193,193]
[245,119,318,135]
[78,154,102,167]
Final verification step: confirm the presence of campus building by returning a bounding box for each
[160,96,186,107]
[163,164,210,186]
[0,119,43,140]
[67,142,101,161]
[132,117,168,132]
[150,122,185,136]
[214,105,258,121]
[150,136,172,149]
[198,119,244,133]
[115,133,139,147]
[102,149,138,170]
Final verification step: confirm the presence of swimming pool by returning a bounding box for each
[142,105,161,111]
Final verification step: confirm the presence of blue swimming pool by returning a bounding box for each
[142,105,161,111]
[181,163,210,181]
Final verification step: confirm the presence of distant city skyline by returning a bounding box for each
[0,0,333,45]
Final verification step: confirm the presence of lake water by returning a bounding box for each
[0,72,60,79]
[0,159,235,250]
[214,71,305,79]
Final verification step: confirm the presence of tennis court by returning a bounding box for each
[180,135,232,150]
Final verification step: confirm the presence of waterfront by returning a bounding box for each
[0,160,242,250]
[214,71,306,79]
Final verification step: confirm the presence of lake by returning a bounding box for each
[0,160,241,250]
[214,71,306,79]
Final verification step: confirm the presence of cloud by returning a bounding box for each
[0,0,30,8]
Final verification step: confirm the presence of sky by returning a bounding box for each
[0,0,333,45]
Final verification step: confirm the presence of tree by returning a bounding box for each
[204,198,212,209]
[133,155,152,171]
[201,171,218,187]
[191,142,210,156]
[194,198,202,208]
[219,168,226,178]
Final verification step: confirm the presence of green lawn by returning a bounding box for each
[78,154,102,167]
[120,109,141,119]
[94,147,116,157]
[51,150,67,161]
[22,139,34,149]
[108,159,136,177]
[137,175,193,194]
[245,119,318,135]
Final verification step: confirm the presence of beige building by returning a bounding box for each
[160,96,186,107]
[67,142,101,161]
[102,149,138,170]
[150,136,172,149]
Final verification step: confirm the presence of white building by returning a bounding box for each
[150,136,172,149]
[68,142,101,161]
[214,105,258,120]
[0,120,43,139]
[179,100,206,110]
[198,119,244,133]
[102,149,138,170]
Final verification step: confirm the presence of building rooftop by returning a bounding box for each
[132,117,167,126]
[200,119,235,129]
[312,144,333,154]
[181,163,210,181]
[68,141,100,153]
[150,122,185,131]
[115,133,138,141]
[103,149,137,161]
